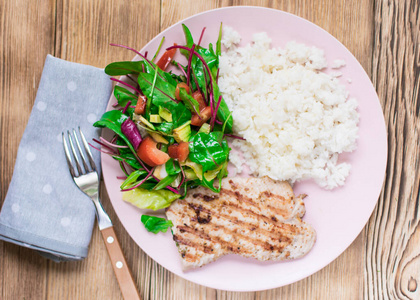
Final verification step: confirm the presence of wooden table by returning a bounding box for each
[1,0,419,299]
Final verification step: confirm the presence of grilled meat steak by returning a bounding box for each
[165,176,316,270]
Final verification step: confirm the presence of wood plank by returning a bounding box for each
[0,0,56,299]
[159,1,374,299]
[56,0,161,67]
[44,1,161,299]
[365,0,420,299]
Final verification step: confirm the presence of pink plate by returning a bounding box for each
[101,7,387,291]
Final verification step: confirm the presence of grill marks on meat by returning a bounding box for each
[193,193,218,202]
[222,189,291,218]
[166,177,316,270]
[188,203,212,224]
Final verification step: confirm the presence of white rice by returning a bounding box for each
[219,28,359,189]
[332,59,346,69]
[330,71,343,78]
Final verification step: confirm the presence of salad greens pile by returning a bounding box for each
[93,24,234,233]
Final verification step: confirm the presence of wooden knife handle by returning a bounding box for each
[100,226,141,300]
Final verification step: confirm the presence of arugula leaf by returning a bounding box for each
[138,182,158,190]
[181,24,207,93]
[145,66,159,117]
[183,46,213,98]
[113,139,142,169]
[191,62,206,96]
[165,158,181,176]
[153,174,178,190]
[93,110,136,153]
[178,87,200,114]
[221,137,230,157]
[212,80,233,133]
[142,59,178,87]
[105,61,144,76]
[188,132,229,172]
[156,122,174,135]
[114,86,137,116]
[216,23,222,57]
[178,181,189,199]
[209,43,215,57]
[138,72,176,106]
[152,36,165,61]
[141,215,173,234]
[181,24,195,57]
[196,47,218,79]
[200,175,218,193]
[221,111,233,133]
[171,103,192,127]
[113,154,141,170]
[120,169,149,190]
[122,187,180,210]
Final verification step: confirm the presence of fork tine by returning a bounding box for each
[73,128,90,172]
[62,132,76,177]
[79,127,97,172]
[67,130,84,175]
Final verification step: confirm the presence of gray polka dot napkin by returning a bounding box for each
[0,55,112,261]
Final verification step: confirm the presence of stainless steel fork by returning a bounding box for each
[62,127,141,300]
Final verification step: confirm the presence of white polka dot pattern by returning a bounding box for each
[11,203,20,213]
[36,101,47,111]
[87,113,97,124]
[67,81,77,91]
[42,184,53,194]
[60,217,71,227]
[25,152,36,162]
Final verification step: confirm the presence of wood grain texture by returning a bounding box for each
[365,0,420,299]
[0,0,417,299]
[0,0,54,298]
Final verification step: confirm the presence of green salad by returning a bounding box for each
[93,24,236,232]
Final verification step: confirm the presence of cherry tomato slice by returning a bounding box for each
[192,90,207,110]
[156,47,177,71]
[175,82,190,101]
[191,106,212,127]
[134,95,147,115]
[168,142,190,162]
[137,136,170,167]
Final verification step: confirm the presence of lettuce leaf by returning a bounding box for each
[141,215,173,234]
[122,187,180,210]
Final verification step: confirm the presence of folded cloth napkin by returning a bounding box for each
[0,55,112,261]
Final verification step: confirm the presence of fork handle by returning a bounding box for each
[100,226,141,300]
